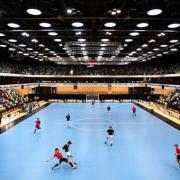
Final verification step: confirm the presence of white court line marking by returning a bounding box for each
[20,121,163,132]
[21,122,162,125]
[73,122,162,125]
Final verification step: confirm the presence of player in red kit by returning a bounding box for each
[34,118,41,133]
[46,148,76,170]
[174,144,180,166]
[132,105,136,117]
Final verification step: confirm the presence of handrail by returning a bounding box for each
[0,82,180,89]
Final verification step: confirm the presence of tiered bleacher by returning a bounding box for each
[157,89,180,110]
[0,62,180,75]
[0,89,28,113]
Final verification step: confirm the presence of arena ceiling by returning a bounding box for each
[0,0,180,65]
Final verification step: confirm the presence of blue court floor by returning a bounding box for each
[0,103,179,180]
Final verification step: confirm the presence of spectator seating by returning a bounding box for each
[0,89,28,113]
[157,89,180,110]
[0,62,179,76]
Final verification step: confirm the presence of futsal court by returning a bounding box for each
[0,103,179,180]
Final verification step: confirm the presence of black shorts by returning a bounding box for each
[177,155,180,160]
[59,158,68,163]
[36,125,40,129]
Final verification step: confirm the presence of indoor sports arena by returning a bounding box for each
[0,0,180,180]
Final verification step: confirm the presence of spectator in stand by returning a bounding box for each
[157,90,180,110]
[0,61,179,76]
[29,104,33,112]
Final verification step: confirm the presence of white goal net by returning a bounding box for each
[86,94,99,102]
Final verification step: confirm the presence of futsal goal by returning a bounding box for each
[86,94,99,102]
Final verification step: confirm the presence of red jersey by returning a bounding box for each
[176,147,180,155]
[132,106,136,113]
[54,151,63,159]
[36,120,41,127]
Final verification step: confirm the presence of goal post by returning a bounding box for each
[86,94,99,102]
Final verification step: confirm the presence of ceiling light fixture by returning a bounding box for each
[50,51,55,54]
[54,39,62,42]
[67,9,72,14]
[170,48,178,51]
[7,23,20,28]
[100,44,107,46]
[149,39,156,43]
[23,53,29,56]
[0,44,7,47]
[125,39,133,42]
[129,32,139,36]
[78,38,86,42]
[163,51,169,54]
[31,38,38,43]
[153,48,159,51]
[101,39,109,42]
[80,44,86,47]
[147,9,162,16]
[157,32,166,37]
[19,44,26,47]
[142,44,148,48]
[27,48,33,51]
[111,11,116,15]
[72,22,84,27]
[160,44,168,48]
[39,44,44,47]
[27,8,42,15]
[75,31,82,35]
[104,22,116,27]
[137,22,149,28]
[39,22,51,28]
[106,32,112,35]
[116,9,121,13]
[101,47,105,50]
[21,32,30,37]
[0,33,5,36]
[168,23,180,29]
[8,39,17,43]
[48,32,58,36]
[9,48,15,51]
[147,51,153,54]
[136,48,142,51]
[169,39,178,43]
